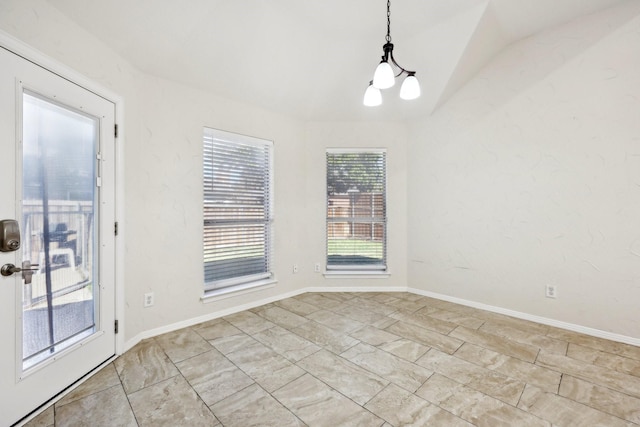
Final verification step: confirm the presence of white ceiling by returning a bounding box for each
[47,0,626,121]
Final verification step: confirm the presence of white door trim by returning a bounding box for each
[0,29,126,357]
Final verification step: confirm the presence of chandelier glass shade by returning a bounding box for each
[373,61,395,89]
[364,0,420,106]
[363,82,382,107]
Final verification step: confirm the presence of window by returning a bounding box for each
[326,149,387,271]
[203,128,273,293]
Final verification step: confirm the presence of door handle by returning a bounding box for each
[1,261,39,284]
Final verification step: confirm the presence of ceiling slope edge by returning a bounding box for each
[428,0,507,116]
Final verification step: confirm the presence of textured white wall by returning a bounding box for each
[407,1,640,338]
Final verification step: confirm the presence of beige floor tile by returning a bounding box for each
[208,332,255,355]
[396,292,429,302]
[568,343,640,377]
[421,307,485,329]
[176,349,254,405]
[224,339,305,392]
[547,328,640,361]
[319,292,358,302]
[248,302,276,313]
[347,291,386,299]
[343,297,398,316]
[349,325,401,346]
[379,338,429,362]
[368,293,402,304]
[292,319,360,354]
[297,349,388,405]
[253,325,321,362]
[453,341,511,369]
[128,375,219,426]
[479,312,550,336]
[416,374,550,427]
[55,385,137,427]
[223,310,275,334]
[57,363,121,406]
[255,305,310,330]
[390,309,458,334]
[536,352,640,398]
[416,295,456,308]
[560,375,640,424]
[273,374,384,427]
[275,297,322,316]
[193,318,243,340]
[293,293,344,310]
[365,383,473,427]
[386,320,464,354]
[306,309,365,333]
[386,298,429,313]
[454,343,561,393]
[416,349,525,405]
[371,316,399,329]
[114,339,179,394]
[341,343,433,392]
[518,384,632,427]
[154,327,213,363]
[415,372,466,404]
[211,383,303,427]
[22,406,54,427]
[479,321,567,354]
[332,302,394,326]
[449,325,539,362]
[418,298,482,316]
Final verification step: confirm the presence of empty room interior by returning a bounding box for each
[1,0,640,426]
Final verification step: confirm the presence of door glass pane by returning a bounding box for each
[21,91,99,371]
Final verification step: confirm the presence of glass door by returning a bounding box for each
[21,91,100,370]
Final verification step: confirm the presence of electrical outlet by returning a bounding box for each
[293,264,299,274]
[144,292,155,307]
[314,263,321,273]
[545,285,557,299]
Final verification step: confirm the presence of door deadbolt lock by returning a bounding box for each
[0,219,20,252]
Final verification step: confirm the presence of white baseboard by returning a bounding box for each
[123,287,306,353]
[409,288,640,347]
[124,285,639,354]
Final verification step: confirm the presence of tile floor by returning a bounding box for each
[24,292,640,426]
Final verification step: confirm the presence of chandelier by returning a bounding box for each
[363,0,421,107]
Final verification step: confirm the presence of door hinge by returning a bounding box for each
[114,319,119,334]
[114,221,118,236]
[114,124,118,138]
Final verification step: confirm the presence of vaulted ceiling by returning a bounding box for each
[48,0,626,121]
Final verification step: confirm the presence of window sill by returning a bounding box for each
[201,278,277,304]
[323,270,390,279]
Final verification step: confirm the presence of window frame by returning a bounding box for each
[325,148,388,274]
[202,127,274,296]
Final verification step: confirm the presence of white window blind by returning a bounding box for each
[203,128,273,291]
[326,150,387,270]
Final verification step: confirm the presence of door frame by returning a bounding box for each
[0,29,126,363]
